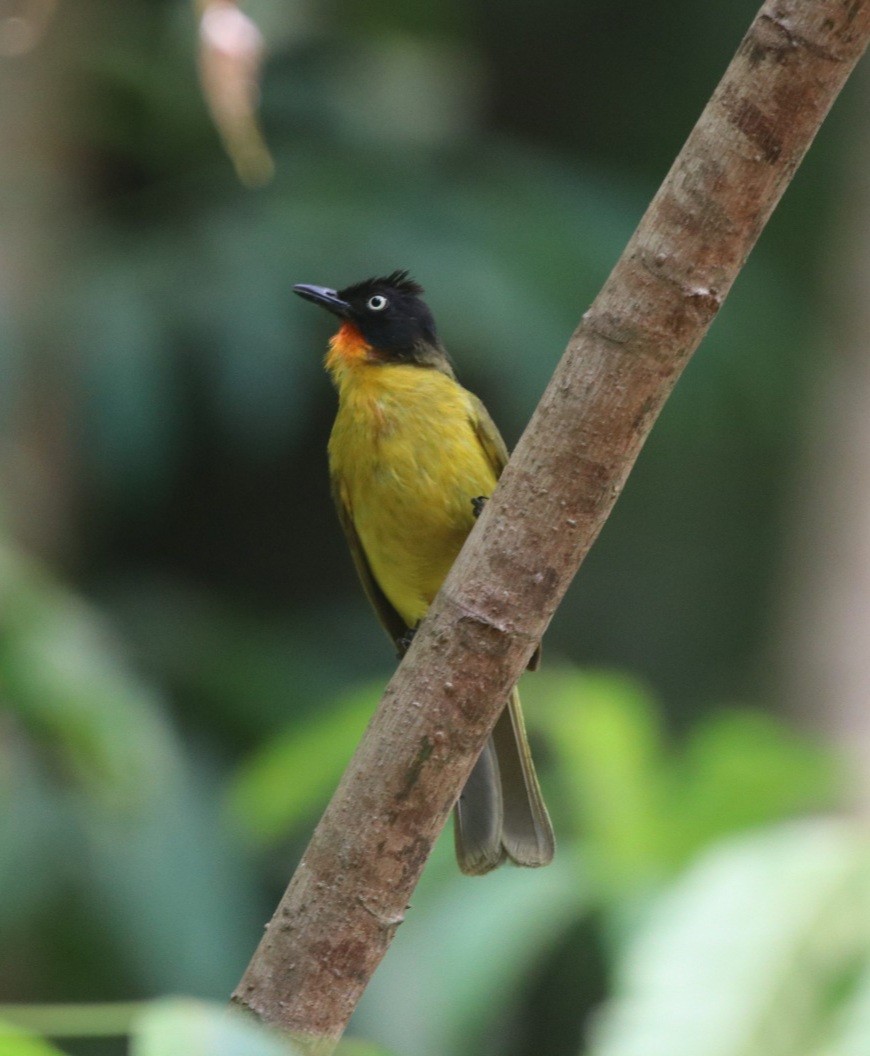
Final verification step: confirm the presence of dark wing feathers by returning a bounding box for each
[469,394,541,671]
[331,478,409,646]
[469,394,510,478]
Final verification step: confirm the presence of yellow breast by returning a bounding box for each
[329,357,498,627]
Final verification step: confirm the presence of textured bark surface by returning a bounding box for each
[233,1,870,1049]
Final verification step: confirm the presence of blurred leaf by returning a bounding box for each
[0,544,262,993]
[336,1043,397,1056]
[0,1023,68,1056]
[0,738,74,935]
[529,669,841,896]
[824,966,870,1056]
[0,1003,141,1040]
[356,848,588,1056]
[586,820,870,1056]
[0,1004,393,1056]
[227,682,383,843]
[530,670,671,891]
[667,708,841,864]
[0,542,176,805]
[131,999,301,1056]
[80,760,262,996]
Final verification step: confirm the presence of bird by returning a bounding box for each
[294,270,554,875]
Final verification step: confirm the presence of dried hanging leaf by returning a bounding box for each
[195,0,274,187]
[0,0,58,57]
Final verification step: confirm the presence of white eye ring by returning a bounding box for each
[367,294,388,311]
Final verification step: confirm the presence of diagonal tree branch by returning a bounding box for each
[233,1,869,1050]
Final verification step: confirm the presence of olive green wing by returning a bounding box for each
[469,394,510,479]
[468,394,541,671]
[331,476,409,648]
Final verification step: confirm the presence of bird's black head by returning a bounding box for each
[294,270,449,369]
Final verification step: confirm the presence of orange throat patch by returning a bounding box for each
[326,322,373,375]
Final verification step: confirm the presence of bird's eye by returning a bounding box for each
[367,295,388,311]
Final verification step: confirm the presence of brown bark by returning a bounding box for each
[233,1,870,1049]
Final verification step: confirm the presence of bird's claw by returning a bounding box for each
[396,626,418,658]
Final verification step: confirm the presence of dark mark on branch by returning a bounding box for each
[721,86,783,163]
[395,736,434,801]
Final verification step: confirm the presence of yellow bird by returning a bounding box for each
[294,270,554,875]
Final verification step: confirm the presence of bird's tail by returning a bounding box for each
[453,686,555,876]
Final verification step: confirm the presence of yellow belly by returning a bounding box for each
[329,363,498,627]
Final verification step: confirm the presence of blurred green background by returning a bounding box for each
[2,1,870,1054]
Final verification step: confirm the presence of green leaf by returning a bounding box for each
[0,542,177,807]
[587,820,870,1056]
[0,543,261,994]
[527,669,842,894]
[336,1042,397,1056]
[0,1021,68,1056]
[823,965,870,1056]
[227,683,384,844]
[666,708,841,864]
[131,999,302,1056]
[529,670,671,891]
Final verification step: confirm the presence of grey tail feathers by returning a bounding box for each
[453,687,555,876]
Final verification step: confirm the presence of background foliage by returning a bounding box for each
[1,1,868,1054]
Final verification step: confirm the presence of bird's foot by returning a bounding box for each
[396,626,418,658]
[471,495,488,519]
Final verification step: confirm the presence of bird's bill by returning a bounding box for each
[293,284,352,318]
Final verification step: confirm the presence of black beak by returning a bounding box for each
[293,284,352,319]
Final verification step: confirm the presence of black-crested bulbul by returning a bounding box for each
[294,270,554,875]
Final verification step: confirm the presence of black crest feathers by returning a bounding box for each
[339,270,425,301]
